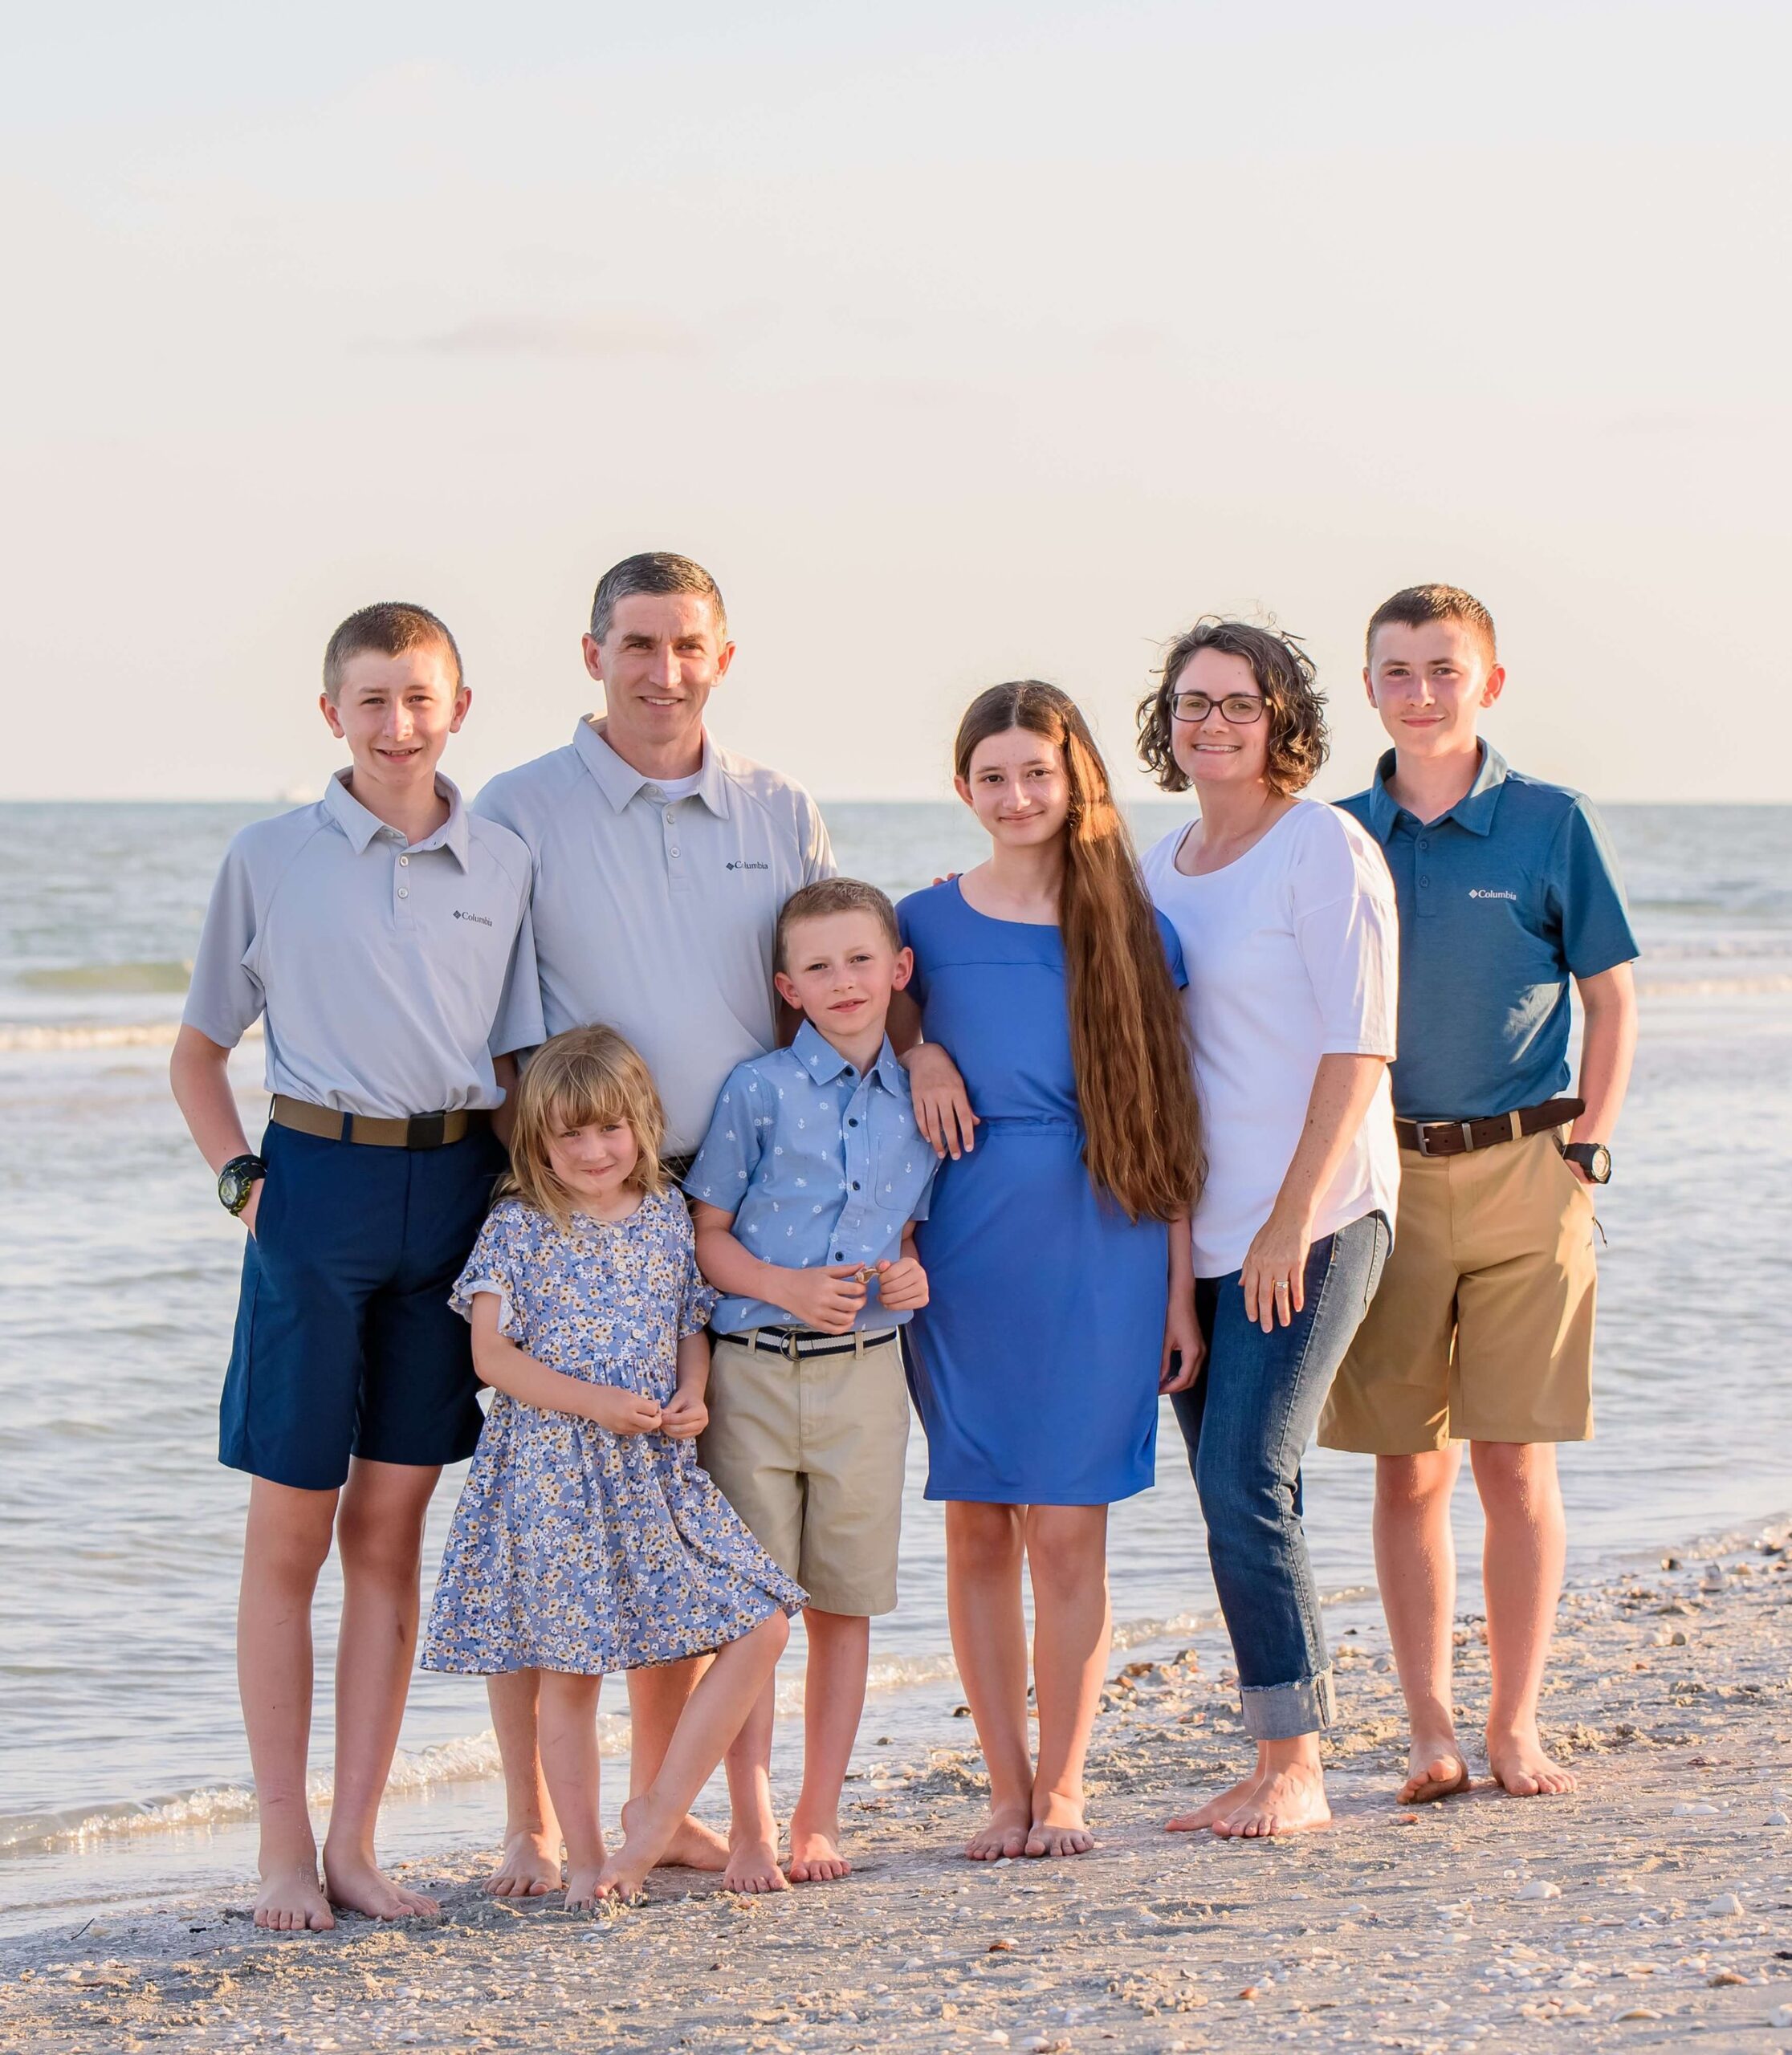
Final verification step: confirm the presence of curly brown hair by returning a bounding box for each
[1136,618,1328,797]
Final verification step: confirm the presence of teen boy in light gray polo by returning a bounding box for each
[471,551,835,1889]
[171,602,541,1934]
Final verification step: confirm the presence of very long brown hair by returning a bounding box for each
[954,682,1203,1223]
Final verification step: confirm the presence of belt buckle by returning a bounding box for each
[1413,1121,1445,1158]
[407,1111,447,1150]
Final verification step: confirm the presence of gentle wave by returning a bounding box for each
[0,1021,261,1052]
[1634,973,1792,998]
[0,1601,1342,1856]
[17,962,193,996]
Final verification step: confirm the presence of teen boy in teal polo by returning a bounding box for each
[1319,584,1639,1808]
[170,603,541,1931]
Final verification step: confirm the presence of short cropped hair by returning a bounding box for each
[589,552,728,645]
[322,602,462,702]
[775,878,902,971]
[1136,619,1328,798]
[499,1025,667,1230]
[1366,584,1497,666]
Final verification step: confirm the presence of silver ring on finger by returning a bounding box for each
[1274,1280,1290,1294]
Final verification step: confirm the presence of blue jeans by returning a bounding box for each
[1171,1211,1390,1740]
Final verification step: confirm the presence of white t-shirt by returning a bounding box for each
[1142,799,1400,1279]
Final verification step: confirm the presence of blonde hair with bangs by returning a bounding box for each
[499,1025,667,1231]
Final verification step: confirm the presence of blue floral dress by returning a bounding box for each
[422,1191,805,1676]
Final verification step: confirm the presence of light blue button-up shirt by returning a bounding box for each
[684,1021,937,1336]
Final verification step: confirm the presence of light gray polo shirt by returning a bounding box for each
[474,718,835,1152]
[183,770,544,1117]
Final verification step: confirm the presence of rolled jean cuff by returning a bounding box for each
[1240,1667,1337,1740]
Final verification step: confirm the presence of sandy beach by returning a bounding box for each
[5,1520,1789,2054]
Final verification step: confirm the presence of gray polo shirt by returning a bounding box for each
[474,718,835,1152]
[183,770,544,1117]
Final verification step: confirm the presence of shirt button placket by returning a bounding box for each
[394,841,415,929]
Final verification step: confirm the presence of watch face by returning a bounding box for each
[218,1160,263,1214]
[1590,1146,1612,1183]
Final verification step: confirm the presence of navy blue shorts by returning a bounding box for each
[221,1121,503,1491]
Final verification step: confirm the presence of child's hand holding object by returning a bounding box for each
[873,1255,930,1311]
[658,1389,710,1439]
[586,1387,664,1436]
[784,1263,870,1336]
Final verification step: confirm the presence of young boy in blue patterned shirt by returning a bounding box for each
[686,877,937,1893]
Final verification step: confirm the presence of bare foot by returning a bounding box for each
[786,1817,850,1883]
[484,1828,561,1898]
[656,1812,730,1872]
[1487,1728,1576,1797]
[964,1802,1031,1862]
[1213,1763,1331,1839]
[1398,1737,1472,1806]
[321,1850,439,1919]
[1165,1772,1260,1833]
[564,1862,609,1912]
[597,1793,678,1902]
[723,1835,789,1894]
[1025,1788,1094,1858]
[252,1862,336,1932]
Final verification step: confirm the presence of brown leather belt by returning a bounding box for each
[271,1094,491,1150]
[1395,1097,1585,1159]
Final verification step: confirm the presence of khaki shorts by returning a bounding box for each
[1318,1129,1598,1454]
[699,1332,911,1617]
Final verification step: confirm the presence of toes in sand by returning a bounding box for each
[321,1854,439,1920]
[964,1803,1032,1861]
[483,1829,561,1898]
[786,1819,850,1883]
[1488,1731,1577,1797]
[1399,1743,1473,1805]
[252,1864,336,1933]
[1166,1773,1261,1833]
[1026,1789,1094,1858]
[723,1836,790,1894]
[1213,1765,1332,1840]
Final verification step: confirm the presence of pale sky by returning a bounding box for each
[3,2,1787,804]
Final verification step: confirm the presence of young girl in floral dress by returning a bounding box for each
[423,1026,803,1907]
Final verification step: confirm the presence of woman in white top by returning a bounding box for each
[1138,618,1399,1841]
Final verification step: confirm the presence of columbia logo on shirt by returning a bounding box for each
[453,909,495,926]
[1468,889,1518,901]
[726,861,772,873]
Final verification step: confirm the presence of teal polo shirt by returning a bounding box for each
[1338,744,1638,1122]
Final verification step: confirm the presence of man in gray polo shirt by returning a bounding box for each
[474,551,834,1886]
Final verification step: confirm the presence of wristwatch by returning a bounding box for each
[1562,1141,1612,1185]
[218,1154,268,1215]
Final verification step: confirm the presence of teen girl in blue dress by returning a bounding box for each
[894,682,1204,1862]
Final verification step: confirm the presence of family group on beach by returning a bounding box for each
[169,553,1639,1933]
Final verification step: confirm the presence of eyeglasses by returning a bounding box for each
[1171,692,1266,725]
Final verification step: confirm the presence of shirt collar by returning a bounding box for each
[324,768,470,866]
[572,716,731,819]
[792,1019,904,1093]
[1365,740,1509,841]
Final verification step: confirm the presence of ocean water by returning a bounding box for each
[2,798,1788,1931]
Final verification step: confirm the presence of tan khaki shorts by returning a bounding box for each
[1318,1129,1598,1454]
[699,1331,911,1617]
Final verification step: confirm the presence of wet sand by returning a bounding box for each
[4,1523,1790,2053]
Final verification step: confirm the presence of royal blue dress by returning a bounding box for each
[896,879,1185,1505]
